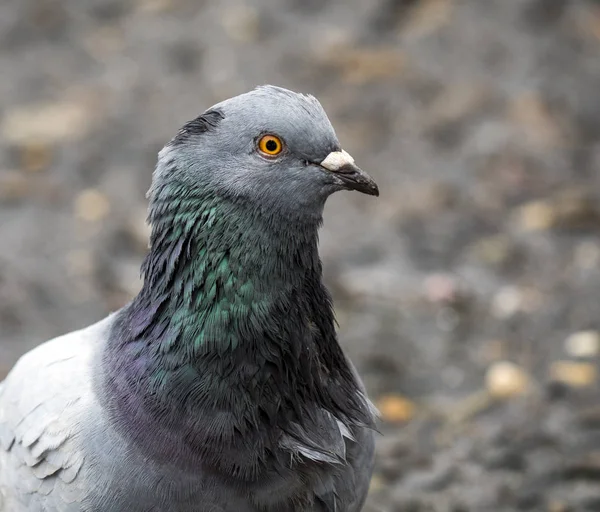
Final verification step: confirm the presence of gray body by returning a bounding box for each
[0,316,375,511]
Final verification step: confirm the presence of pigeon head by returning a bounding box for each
[108,86,378,479]
[152,85,378,221]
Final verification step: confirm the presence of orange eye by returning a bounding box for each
[258,134,283,156]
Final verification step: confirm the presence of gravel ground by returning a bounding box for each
[1,0,600,510]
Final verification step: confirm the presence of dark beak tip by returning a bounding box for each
[325,161,379,197]
[350,180,379,197]
[358,174,379,197]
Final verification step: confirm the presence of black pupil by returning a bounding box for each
[265,139,278,152]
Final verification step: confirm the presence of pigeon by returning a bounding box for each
[0,85,379,512]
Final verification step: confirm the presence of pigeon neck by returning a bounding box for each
[102,183,371,474]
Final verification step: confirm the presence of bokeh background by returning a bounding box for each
[1,0,600,510]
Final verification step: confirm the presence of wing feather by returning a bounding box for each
[0,317,112,512]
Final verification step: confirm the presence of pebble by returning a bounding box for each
[491,285,542,319]
[326,46,406,85]
[135,0,174,13]
[516,191,599,233]
[548,501,569,512]
[477,339,508,364]
[0,171,30,202]
[574,240,600,270]
[552,188,599,230]
[368,473,385,493]
[221,6,260,43]
[409,182,458,214]
[583,7,600,41]
[2,101,91,145]
[509,91,563,149]
[74,189,111,222]
[485,361,531,399]
[517,200,555,232]
[491,286,524,319]
[470,234,515,266]
[549,361,597,388]
[423,272,460,304]
[403,0,453,39]
[376,394,416,423]
[423,82,487,128]
[19,142,53,173]
[564,330,600,358]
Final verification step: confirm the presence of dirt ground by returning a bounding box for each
[1,0,600,510]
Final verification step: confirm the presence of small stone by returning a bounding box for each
[376,394,416,423]
[491,286,523,319]
[550,361,597,388]
[136,0,174,13]
[574,240,600,270]
[491,285,542,318]
[309,27,352,56]
[485,361,531,399]
[581,6,600,41]
[423,273,460,304]
[74,189,111,222]
[324,46,406,85]
[19,142,53,173]
[517,200,556,232]
[0,171,31,202]
[2,101,91,145]
[545,380,571,401]
[553,188,599,230]
[221,6,260,43]
[403,0,453,39]
[477,339,508,364]
[423,83,487,128]
[565,330,600,358]
[409,182,458,213]
[470,234,515,266]
[368,473,385,493]
[548,501,569,512]
[509,91,563,149]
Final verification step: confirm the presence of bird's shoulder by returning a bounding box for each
[0,315,114,511]
[278,357,377,512]
[321,359,376,512]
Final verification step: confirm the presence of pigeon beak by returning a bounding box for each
[320,150,379,197]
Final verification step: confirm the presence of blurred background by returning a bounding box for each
[1,0,600,510]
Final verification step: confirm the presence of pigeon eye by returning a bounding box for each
[258,135,283,157]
